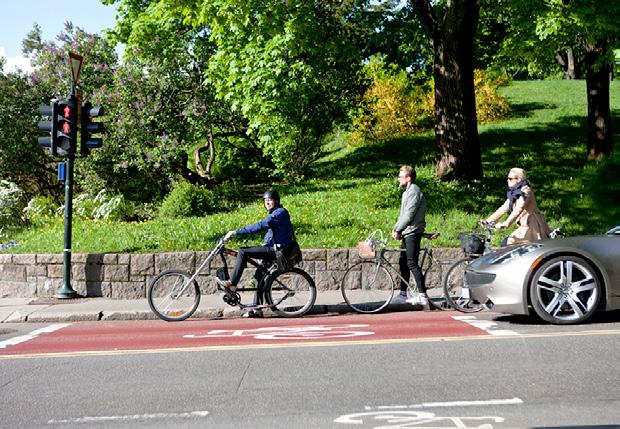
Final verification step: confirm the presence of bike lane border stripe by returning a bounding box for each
[0,329,618,360]
[0,324,70,350]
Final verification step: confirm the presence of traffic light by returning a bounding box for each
[38,101,58,153]
[55,98,78,156]
[80,102,104,155]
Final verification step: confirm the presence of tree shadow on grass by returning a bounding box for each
[505,101,558,119]
[312,134,436,180]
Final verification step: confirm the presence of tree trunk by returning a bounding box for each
[194,132,215,180]
[584,40,613,160]
[566,47,576,80]
[411,0,483,181]
[556,48,576,80]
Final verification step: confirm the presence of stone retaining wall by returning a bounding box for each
[0,248,464,299]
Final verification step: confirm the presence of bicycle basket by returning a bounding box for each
[357,240,375,258]
[458,233,485,255]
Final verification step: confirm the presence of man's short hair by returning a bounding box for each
[400,165,416,182]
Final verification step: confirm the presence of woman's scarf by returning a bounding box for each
[507,179,530,212]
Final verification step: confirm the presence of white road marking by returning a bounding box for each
[366,397,524,410]
[0,324,70,349]
[184,324,375,340]
[453,316,519,336]
[336,398,522,427]
[47,411,209,424]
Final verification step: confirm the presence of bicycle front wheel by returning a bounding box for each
[421,259,448,310]
[147,269,200,321]
[341,260,394,313]
[266,268,316,317]
[443,258,482,313]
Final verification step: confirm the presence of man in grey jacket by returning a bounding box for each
[391,165,428,306]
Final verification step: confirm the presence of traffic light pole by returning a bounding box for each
[56,87,78,299]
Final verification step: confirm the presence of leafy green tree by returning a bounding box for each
[23,23,117,100]
[102,0,280,192]
[409,0,483,180]
[492,0,618,159]
[533,0,617,159]
[0,63,58,197]
[201,0,368,177]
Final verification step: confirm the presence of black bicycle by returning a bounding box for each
[444,221,565,313]
[147,234,316,321]
[340,230,449,313]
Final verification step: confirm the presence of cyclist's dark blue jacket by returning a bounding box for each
[235,205,293,248]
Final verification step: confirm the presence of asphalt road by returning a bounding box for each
[1,310,619,428]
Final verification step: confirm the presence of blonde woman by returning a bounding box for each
[485,168,551,246]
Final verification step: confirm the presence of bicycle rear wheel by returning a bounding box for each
[443,258,483,313]
[147,269,200,321]
[266,268,316,317]
[341,260,394,313]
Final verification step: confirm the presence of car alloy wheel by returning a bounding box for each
[529,255,601,324]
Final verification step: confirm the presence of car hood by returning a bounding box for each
[469,234,619,271]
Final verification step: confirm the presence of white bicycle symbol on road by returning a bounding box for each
[335,410,504,428]
[184,324,375,340]
[334,411,504,429]
[334,398,522,428]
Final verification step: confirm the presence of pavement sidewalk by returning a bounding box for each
[0,290,421,323]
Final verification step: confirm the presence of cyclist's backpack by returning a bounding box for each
[275,233,303,272]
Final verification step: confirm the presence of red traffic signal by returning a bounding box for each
[55,98,77,156]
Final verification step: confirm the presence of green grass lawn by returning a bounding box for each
[4,80,620,253]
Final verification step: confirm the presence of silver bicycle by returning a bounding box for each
[147,234,316,321]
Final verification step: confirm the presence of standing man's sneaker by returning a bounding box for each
[390,293,409,305]
[407,293,429,307]
[242,309,264,318]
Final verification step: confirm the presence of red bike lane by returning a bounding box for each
[0,312,490,357]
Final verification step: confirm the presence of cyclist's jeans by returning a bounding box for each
[230,246,276,305]
[399,233,426,294]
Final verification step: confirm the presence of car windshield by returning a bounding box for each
[604,226,620,235]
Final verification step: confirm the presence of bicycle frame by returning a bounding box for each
[369,234,438,293]
[163,239,276,308]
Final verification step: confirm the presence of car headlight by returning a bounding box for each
[489,243,542,265]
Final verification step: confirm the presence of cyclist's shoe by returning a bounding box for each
[407,293,429,308]
[390,293,409,305]
[216,278,236,295]
[242,309,264,318]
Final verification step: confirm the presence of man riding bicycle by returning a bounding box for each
[221,190,293,317]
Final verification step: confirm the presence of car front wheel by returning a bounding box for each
[529,255,601,324]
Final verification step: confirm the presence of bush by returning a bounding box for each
[350,58,434,145]
[350,61,511,145]
[159,181,217,218]
[212,179,249,210]
[23,196,57,225]
[474,69,511,123]
[91,190,129,221]
[0,180,25,229]
[55,190,130,221]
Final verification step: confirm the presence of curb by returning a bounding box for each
[1,302,423,323]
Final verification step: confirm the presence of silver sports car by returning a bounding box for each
[465,226,620,324]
